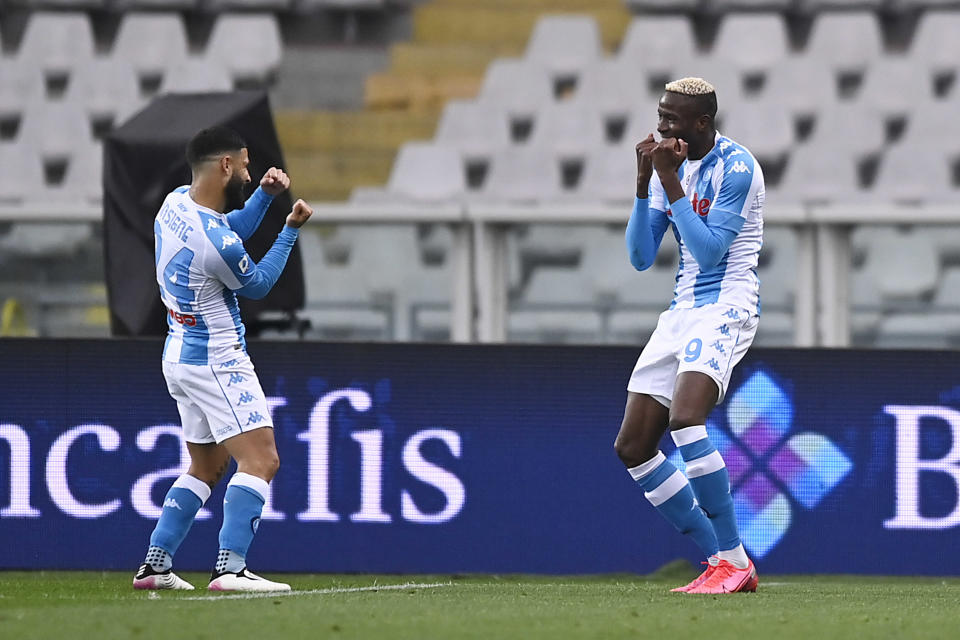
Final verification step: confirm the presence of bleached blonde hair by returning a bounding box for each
[664,77,715,96]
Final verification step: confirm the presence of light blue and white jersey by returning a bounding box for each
[649,132,764,313]
[154,186,261,365]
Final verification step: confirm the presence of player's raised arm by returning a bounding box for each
[626,134,671,271]
[652,138,744,271]
[210,199,312,300]
[226,167,291,241]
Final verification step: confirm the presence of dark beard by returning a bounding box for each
[224,174,248,212]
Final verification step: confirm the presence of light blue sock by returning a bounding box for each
[629,452,719,558]
[217,472,268,573]
[672,425,741,552]
[146,474,211,570]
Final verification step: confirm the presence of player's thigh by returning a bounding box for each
[669,371,719,429]
[186,441,232,487]
[614,391,671,466]
[220,426,279,479]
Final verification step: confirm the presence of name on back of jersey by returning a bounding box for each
[158,203,194,243]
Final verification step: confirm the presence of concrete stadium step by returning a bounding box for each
[282,149,398,201]
[363,73,482,110]
[275,110,440,153]
[389,43,522,77]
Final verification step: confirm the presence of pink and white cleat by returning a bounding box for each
[670,560,717,593]
[686,559,758,594]
[132,563,195,590]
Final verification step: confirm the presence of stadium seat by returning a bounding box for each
[477,59,555,117]
[760,56,838,117]
[66,59,145,124]
[528,102,607,157]
[777,144,861,204]
[617,16,699,71]
[207,0,291,9]
[159,60,234,93]
[0,61,45,120]
[509,267,603,343]
[0,144,46,204]
[524,15,603,78]
[15,12,95,76]
[711,13,789,76]
[112,13,190,78]
[909,10,960,76]
[867,144,956,204]
[720,101,794,162]
[434,99,511,160]
[16,101,94,160]
[386,142,466,202]
[899,100,960,147]
[805,102,885,159]
[59,142,103,205]
[480,147,563,203]
[804,12,883,75]
[569,59,654,118]
[575,144,638,204]
[205,14,283,83]
[856,57,935,119]
[112,0,198,9]
[855,228,940,302]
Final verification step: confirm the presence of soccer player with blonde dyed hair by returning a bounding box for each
[614,78,764,594]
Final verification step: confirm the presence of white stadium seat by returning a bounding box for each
[617,16,699,71]
[760,56,838,117]
[0,61,45,119]
[205,14,283,83]
[711,13,789,76]
[856,57,935,119]
[524,15,603,78]
[435,100,511,159]
[386,143,465,202]
[910,10,960,75]
[777,144,861,205]
[0,144,46,204]
[66,59,145,123]
[160,60,234,93]
[113,13,190,77]
[15,12,95,75]
[480,147,563,203]
[477,59,554,116]
[16,101,94,160]
[804,12,883,75]
[528,102,607,157]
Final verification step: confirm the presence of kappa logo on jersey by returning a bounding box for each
[163,498,182,510]
[246,412,266,426]
[220,359,239,368]
[705,358,722,372]
[724,308,741,320]
[729,160,751,175]
[207,218,220,230]
[221,233,240,250]
[710,340,726,354]
[238,255,250,274]
[237,391,255,405]
[227,372,246,386]
[716,324,731,337]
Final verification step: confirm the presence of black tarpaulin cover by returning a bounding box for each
[103,91,304,336]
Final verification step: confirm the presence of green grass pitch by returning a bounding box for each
[2,565,959,639]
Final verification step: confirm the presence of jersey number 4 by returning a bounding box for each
[161,246,196,311]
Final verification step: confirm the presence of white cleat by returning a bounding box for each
[133,563,195,590]
[208,568,291,592]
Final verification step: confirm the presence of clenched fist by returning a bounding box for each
[651,137,688,175]
[285,199,313,229]
[260,167,291,196]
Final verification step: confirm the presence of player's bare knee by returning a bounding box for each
[614,433,652,468]
[668,410,708,431]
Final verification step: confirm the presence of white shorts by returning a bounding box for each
[627,303,758,406]
[162,356,273,444]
